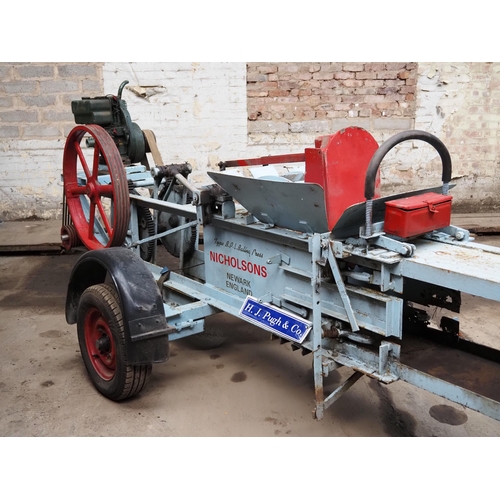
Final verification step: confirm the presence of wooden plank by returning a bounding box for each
[451,213,500,233]
[0,220,61,253]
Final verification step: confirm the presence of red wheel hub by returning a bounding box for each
[63,124,130,250]
[84,307,116,381]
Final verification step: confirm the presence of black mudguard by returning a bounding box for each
[65,247,170,365]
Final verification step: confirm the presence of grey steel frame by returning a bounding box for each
[119,164,500,422]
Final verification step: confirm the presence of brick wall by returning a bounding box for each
[0,63,103,219]
[1,62,500,220]
[423,62,500,211]
[0,63,103,141]
[245,62,500,211]
[247,62,417,138]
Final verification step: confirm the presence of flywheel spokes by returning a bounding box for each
[63,124,130,250]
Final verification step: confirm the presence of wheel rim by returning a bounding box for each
[63,124,130,250]
[84,307,116,381]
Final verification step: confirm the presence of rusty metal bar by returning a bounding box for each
[218,153,306,170]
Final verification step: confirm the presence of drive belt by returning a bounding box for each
[143,129,164,167]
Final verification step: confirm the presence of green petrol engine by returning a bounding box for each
[70,80,146,165]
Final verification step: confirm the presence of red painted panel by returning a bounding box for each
[304,127,380,230]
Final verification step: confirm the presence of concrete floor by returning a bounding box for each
[1,224,500,437]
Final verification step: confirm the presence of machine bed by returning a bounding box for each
[60,84,500,424]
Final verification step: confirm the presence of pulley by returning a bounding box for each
[63,124,130,250]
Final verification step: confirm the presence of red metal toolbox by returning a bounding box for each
[384,192,453,238]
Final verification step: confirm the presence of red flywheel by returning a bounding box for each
[63,124,130,250]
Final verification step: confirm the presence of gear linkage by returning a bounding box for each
[153,163,190,180]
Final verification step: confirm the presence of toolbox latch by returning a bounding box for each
[427,202,438,213]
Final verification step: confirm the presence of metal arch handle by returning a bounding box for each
[364,130,453,236]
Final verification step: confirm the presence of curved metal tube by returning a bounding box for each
[364,130,453,236]
[117,80,129,100]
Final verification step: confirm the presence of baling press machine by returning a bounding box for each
[61,82,500,421]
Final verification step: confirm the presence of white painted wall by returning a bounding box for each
[2,62,500,220]
[0,139,64,220]
[103,62,249,185]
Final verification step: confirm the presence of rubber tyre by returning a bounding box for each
[77,283,152,400]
